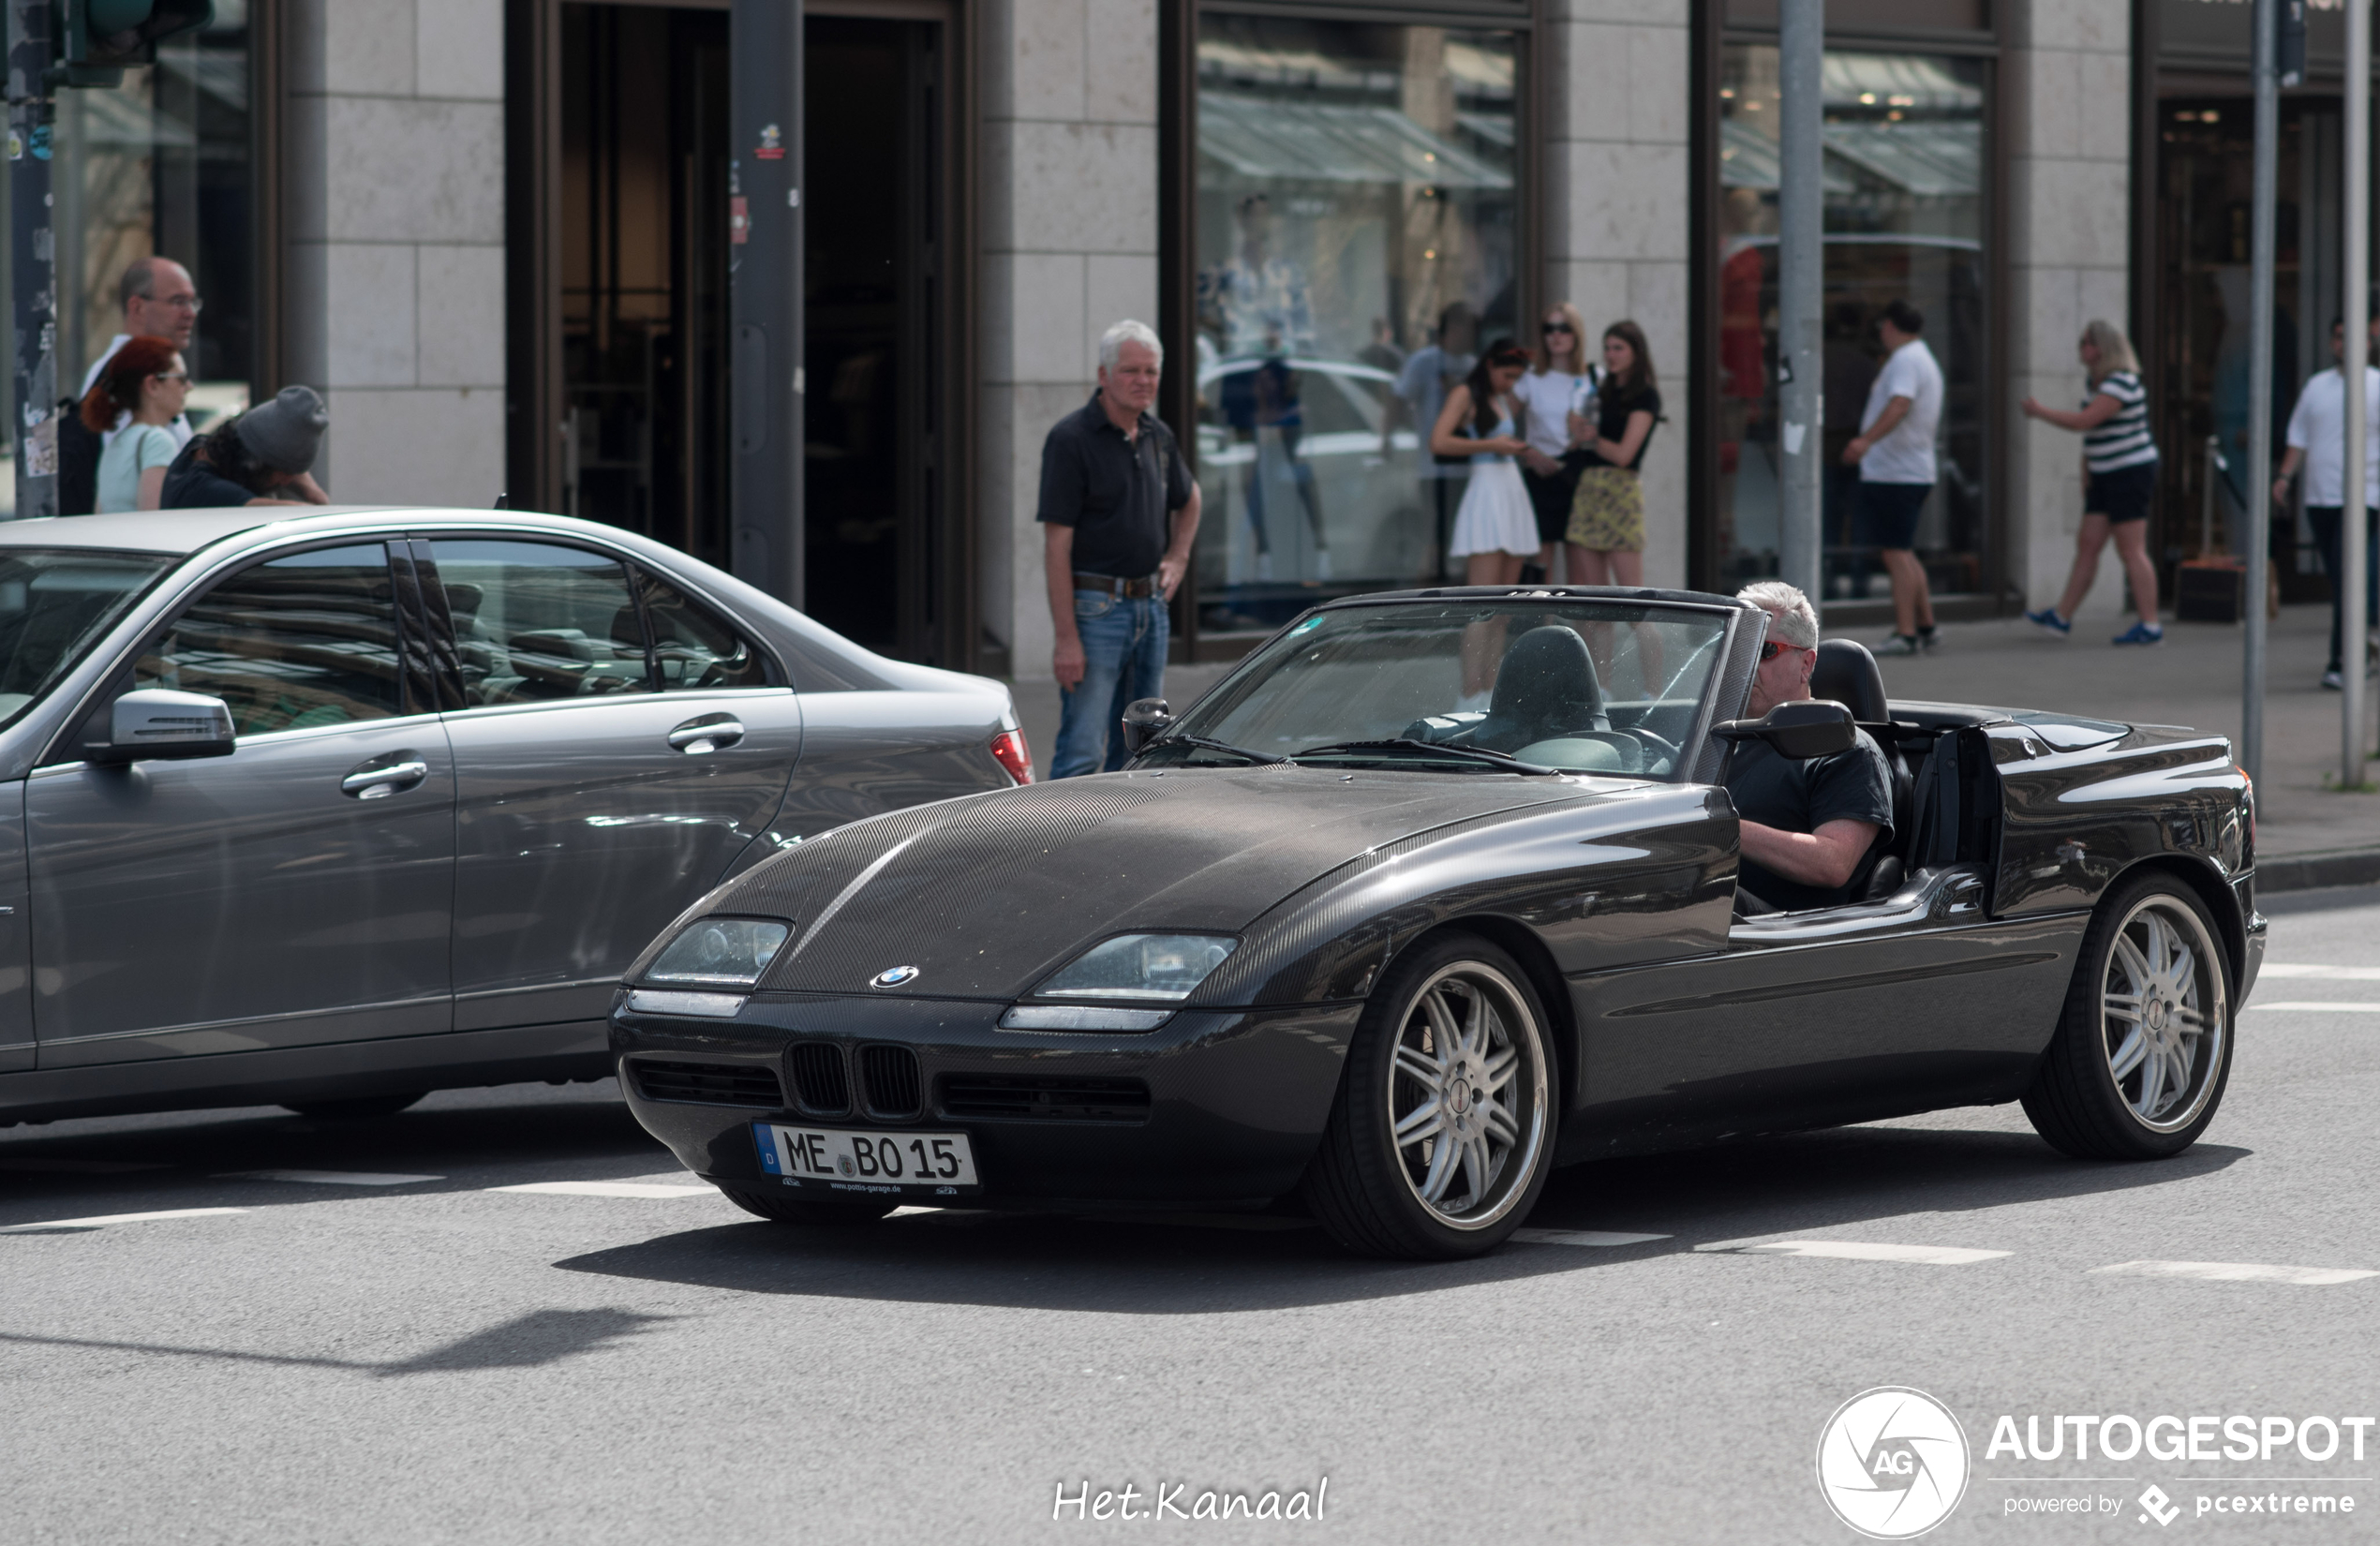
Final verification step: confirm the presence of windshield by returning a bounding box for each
[1152,600,1733,778]
[0,550,173,731]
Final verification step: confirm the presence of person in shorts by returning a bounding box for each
[1842,300,1944,656]
[2020,320,2164,646]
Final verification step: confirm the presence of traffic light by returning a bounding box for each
[53,0,214,89]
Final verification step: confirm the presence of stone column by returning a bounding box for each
[1542,0,1691,588]
[282,0,507,505]
[2003,0,2135,617]
[977,0,1161,678]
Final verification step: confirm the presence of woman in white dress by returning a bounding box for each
[1431,338,1539,700]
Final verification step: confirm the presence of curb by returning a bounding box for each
[2257,847,2380,893]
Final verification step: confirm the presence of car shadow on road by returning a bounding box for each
[553,1121,2253,1315]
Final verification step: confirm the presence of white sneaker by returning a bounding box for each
[1873,632,1920,657]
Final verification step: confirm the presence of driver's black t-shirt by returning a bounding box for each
[1726,730,1895,911]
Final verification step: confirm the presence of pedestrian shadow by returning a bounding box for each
[0,1306,675,1377]
[552,1121,2254,1315]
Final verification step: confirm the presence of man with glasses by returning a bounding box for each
[1727,581,1894,913]
[80,256,203,451]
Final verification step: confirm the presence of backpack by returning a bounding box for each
[55,398,102,515]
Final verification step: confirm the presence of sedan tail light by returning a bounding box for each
[989,728,1034,784]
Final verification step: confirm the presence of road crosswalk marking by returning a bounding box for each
[0,1208,248,1234]
[2258,963,2380,980]
[2243,1002,2380,1013]
[1733,1240,2012,1265]
[2088,1259,2380,1286]
[216,1169,444,1187]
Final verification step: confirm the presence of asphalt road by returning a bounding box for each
[5,889,2378,1545]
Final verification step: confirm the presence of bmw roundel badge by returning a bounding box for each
[870,964,921,989]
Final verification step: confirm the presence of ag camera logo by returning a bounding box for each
[1817,1388,1971,1539]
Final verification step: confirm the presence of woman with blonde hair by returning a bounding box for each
[2020,319,2164,644]
[1513,301,1596,579]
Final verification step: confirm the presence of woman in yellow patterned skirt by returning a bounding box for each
[1567,320,1661,586]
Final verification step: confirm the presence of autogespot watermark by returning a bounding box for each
[1051,1478,1328,1523]
[1816,1390,2373,1536]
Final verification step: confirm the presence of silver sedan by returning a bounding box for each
[0,508,1026,1125]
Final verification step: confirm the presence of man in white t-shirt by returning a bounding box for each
[2273,314,2380,689]
[1842,299,1946,656]
[80,256,201,452]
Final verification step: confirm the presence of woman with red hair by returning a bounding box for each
[80,334,188,512]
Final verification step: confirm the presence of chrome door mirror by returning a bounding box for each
[94,689,237,765]
[1712,698,1855,762]
[1120,697,1172,755]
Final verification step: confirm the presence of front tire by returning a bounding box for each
[1303,933,1556,1259]
[717,1185,897,1226]
[2021,874,2234,1160]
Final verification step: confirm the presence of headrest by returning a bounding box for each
[1809,637,1889,723]
[1473,625,1608,748]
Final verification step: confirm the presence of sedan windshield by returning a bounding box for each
[1149,600,1733,779]
[0,549,172,731]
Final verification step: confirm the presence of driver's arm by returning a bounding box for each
[1738,817,1881,890]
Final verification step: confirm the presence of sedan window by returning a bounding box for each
[428,540,654,705]
[0,549,170,731]
[136,544,404,735]
[636,571,771,691]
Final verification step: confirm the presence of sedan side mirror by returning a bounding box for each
[1120,697,1172,755]
[1713,698,1856,761]
[90,689,237,765]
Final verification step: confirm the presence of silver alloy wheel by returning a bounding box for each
[1385,960,1549,1230]
[2099,893,2228,1133]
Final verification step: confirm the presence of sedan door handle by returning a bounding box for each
[341,759,430,799]
[667,716,745,754]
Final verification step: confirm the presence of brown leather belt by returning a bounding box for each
[1074,572,1158,598]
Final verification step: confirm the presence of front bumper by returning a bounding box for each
[610,990,1362,1210]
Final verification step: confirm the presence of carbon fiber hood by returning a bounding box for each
[698,766,1604,1000]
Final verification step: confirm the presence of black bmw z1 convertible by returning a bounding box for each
[612,587,2264,1259]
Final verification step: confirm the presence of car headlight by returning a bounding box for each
[1034,933,1238,1002]
[644,916,792,989]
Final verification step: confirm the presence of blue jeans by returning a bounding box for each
[1052,589,1168,779]
[2306,506,2380,671]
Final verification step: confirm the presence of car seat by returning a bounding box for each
[1463,625,1611,753]
[1808,638,1912,899]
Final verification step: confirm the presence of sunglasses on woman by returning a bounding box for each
[1759,641,1811,662]
[1541,322,1573,335]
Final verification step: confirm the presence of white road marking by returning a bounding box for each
[489,1181,714,1198]
[0,1158,171,1174]
[215,1169,443,1187]
[1510,1228,1672,1247]
[2257,963,2380,980]
[0,1207,247,1234]
[2243,1002,2380,1013]
[2089,1259,2380,1286]
[1733,1240,2012,1265]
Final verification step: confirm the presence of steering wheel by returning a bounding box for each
[1622,725,1680,770]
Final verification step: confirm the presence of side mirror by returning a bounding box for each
[91,689,237,765]
[1713,698,1856,761]
[1120,697,1172,756]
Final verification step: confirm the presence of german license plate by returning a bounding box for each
[751,1122,980,1195]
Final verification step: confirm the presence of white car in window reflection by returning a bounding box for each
[0,507,1026,1131]
[1197,355,1433,618]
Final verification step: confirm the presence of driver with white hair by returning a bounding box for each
[1728,581,1895,912]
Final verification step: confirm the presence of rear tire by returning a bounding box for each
[1302,932,1556,1259]
[281,1093,426,1120]
[718,1185,897,1226]
[2021,874,2234,1160]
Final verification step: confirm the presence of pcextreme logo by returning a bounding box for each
[1817,1387,1971,1539]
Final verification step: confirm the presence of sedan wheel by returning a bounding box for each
[2022,875,2233,1160]
[1304,933,1554,1258]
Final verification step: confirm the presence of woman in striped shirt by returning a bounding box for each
[2018,319,2164,645]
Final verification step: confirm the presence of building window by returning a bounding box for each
[1714,46,1987,601]
[1191,13,1520,636]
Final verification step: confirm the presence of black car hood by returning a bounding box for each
[699,766,1612,1000]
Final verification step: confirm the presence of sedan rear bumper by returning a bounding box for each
[611,991,1362,1209]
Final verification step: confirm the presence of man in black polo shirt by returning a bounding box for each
[1038,319,1203,778]
[1728,580,1895,911]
